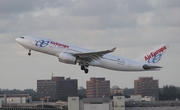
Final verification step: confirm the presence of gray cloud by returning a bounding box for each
[69,0,118,16]
[0,0,180,89]
[0,0,38,14]
[161,0,180,9]
[0,0,71,14]
[124,0,153,13]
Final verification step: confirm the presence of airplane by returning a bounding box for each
[15,36,169,74]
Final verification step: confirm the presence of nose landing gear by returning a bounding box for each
[28,50,31,56]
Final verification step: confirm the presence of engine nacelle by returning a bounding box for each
[58,52,76,64]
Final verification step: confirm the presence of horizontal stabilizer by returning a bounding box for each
[143,64,162,70]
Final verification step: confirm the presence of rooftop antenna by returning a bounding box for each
[52,73,53,77]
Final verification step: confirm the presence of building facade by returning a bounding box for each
[68,96,125,110]
[37,76,78,101]
[0,94,32,105]
[110,85,124,95]
[110,89,124,96]
[86,77,110,98]
[134,77,159,100]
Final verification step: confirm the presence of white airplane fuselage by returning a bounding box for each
[16,36,168,73]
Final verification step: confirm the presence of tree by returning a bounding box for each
[159,85,180,100]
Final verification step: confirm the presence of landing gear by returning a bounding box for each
[28,50,31,56]
[80,63,89,74]
[81,65,85,70]
[84,69,88,74]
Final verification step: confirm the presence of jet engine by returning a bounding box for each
[58,52,76,64]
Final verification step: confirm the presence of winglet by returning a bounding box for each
[111,47,116,52]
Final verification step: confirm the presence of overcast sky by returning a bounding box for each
[0,0,180,90]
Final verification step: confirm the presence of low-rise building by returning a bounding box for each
[110,86,124,95]
[0,94,32,105]
[142,96,155,101]
[68,96,125,110]
[125,95,142,102]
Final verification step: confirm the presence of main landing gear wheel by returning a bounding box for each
[28,50,31,56]
[81,65,85,70]
[80,65,89,74]
[84,69,88,74]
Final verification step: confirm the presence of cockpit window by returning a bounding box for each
[20,37,25,39]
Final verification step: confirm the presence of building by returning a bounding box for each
[37,76,78,101]
[141,96,155,101]
[110,85,124,95]
[68,96,125,110]
[134,77,159,100]
[125,95,142,102]
[0,94,32,107]
[86,77,110,98]
[110,89,123,95]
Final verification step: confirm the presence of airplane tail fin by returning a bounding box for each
[135,44,169,64]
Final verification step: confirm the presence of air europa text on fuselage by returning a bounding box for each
[144,46,167,61]
[50,41,69,48]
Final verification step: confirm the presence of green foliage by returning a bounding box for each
[58,96,68,101]
[124,95,130,98]
[163,85,179,94]
[78,89,86,99]
[159,85,180,100]
[123,88,134,95]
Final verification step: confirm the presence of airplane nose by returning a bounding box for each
[15,38,19,42]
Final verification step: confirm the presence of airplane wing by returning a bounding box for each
[73,47,116,62]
